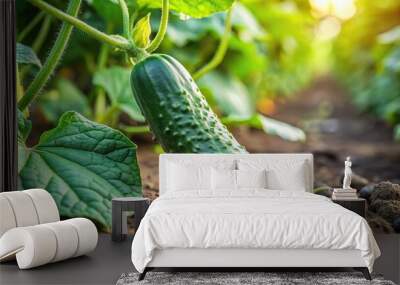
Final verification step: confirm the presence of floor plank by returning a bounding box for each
[0,234,133,285]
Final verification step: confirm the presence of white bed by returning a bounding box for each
[131,154,380,280]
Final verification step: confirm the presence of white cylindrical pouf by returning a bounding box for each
[24,189,60,224]
[0,219,98,269]
[0,192,39,227]
[0,196,17,237]
[0,226,57,269]
[66,218,98,257]
[42,221,79,262]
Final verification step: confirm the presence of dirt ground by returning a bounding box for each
[136,76,400,199]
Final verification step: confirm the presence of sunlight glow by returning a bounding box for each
[309,0,357,20]
[315,16,342,41]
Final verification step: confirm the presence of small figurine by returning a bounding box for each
[342,156,352,190]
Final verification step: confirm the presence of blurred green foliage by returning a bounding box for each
[16,0,400,141]
[16,0,315,142]
[159,0,316,117]
[333,0,400,140]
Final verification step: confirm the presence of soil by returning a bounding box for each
[136,76,400,199]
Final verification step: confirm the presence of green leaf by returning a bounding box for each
[222,114,306,142]
[198,71,254,117]
[93,67,145,122]
[384,47,400,73]
[17,109,31,142]
[132,13,152,48]
[137,0,234,18]
[395,124,400,141]
[39,79,92,124]
[18,111,142,230]
[232,3,266,41]
[16,43,41,67]
[378,26,400,44]
[254,115,306,142]
[165,13,225,46]
[164,4,264,46]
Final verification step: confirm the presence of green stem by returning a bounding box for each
[97,41,110,69]
[32,15,51,53]
[29,0,132,50]
[118,0,131,40]
[18,0,81,111]
[20,15,51,82]
[94,91,106,122]
[94,24,112,122]
[17,11,45,42]
[220,116,255,127]
[100,105,120,127]
[120,125,150,134]
[16,67,24,102]
[146,0,169,53]
[130,10,138,32]
[193,6,234,79]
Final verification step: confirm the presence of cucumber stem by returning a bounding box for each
[193,5,234,79]
[28,0,132,50]
[118,0,131,40]
[18,0,82,111]
[146,0,169,53]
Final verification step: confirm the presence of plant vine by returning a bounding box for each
[18,0,82,111]
[28,0,133,51]
[193,4,234,79]
[146,0,169,53]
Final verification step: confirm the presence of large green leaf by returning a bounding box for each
[16,43,41,67]
[93,67,145,122]
[18,112,142,230]
[198,71,254,117]
[39,79,92,124]
[137,0,234,18]
[164,3,264,46]
[222,114,306,142]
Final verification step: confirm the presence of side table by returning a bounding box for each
[112,197,150,242]
[332,197,366,218]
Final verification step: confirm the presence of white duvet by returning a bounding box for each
[131,190,380,272]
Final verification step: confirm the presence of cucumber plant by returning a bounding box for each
[17,0,308,229]
[17,0,240,230]
[26,0,245,153]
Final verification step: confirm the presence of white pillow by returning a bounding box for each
[167,163,211,191]
[238,159,308,191]
[211,168,236,190]
[266,166,307,191]
[236,169,267,189]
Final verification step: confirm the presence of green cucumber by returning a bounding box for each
[130,54,247,153]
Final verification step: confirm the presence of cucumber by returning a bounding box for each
[130,54,247,153]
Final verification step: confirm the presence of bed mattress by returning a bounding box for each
[131,190,380,273]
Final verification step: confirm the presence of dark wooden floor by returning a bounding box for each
[1,234,398,285]
[0,234,134,285]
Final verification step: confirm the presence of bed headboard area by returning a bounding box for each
[159,154,314,195]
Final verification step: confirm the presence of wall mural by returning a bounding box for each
[15,0,399,233]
